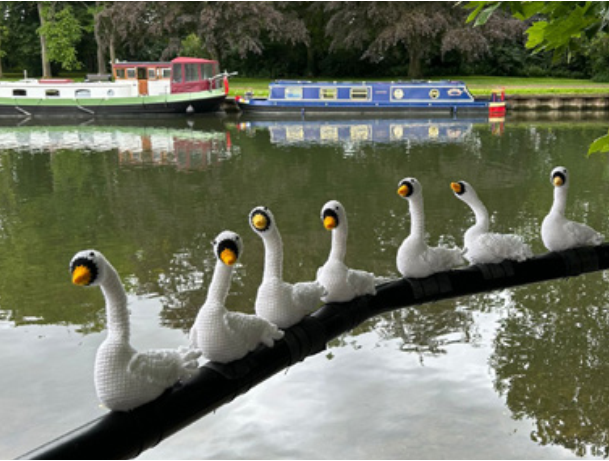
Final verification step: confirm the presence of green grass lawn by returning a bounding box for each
[229,76,609,98]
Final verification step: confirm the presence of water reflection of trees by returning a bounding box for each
[491,273,609,458]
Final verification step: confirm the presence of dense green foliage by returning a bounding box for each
[0,1,606,81]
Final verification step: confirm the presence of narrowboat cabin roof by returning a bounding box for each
[112,61,171,68]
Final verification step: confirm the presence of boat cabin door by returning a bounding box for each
[136,67,148,95]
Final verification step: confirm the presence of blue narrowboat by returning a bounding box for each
[237,80,506,116]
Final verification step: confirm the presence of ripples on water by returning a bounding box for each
[0,114,608,459]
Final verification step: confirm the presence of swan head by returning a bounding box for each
[70,249,109,287]
[213,230,242,266]
[321,200,346,230]
[551,166,569,188]
[249,206,275,235]
[397,177,421,200]
[450,180,478,202]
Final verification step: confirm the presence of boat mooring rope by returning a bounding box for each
[20,243,609,460]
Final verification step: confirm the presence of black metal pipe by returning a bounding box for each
[20,244,609,460]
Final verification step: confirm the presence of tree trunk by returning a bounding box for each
[109,36,116,66]
[37,2,52,78]
[407,44,422,79]
[94,2,107,74]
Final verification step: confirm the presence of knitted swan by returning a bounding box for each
[189,231,284,363]
[249,206,325,328]
[541,166,604,251]
[70,250,200,412]
[451,180,533,264]
[316,200,376,302]
[396,177,464,278]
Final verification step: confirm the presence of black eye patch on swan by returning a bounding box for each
[458,181,467,195]
[251,210,271,232]
[322,208,339,226]
[399,180,414,197]
[216,239,239,260]
[70,257,98,285]
[552,171,566,185]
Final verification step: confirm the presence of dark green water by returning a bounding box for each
[1,114,609,459]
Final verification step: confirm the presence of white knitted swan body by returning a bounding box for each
[541,166,604,252]
[451,181,533,264]
[316,200,376,302]
[189,231,284,363]
[70,250,200,412]
[396,177,464,278]
[250,206,325,329]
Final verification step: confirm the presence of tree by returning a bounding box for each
[37,2,83,75]
[36,1,51,77]
[466,1,608,57]
[325,2,525,79]
[466,1,609,155]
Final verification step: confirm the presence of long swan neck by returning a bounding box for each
[551,186,568,215]
[330,220,348,261]
[409,195,425,239]
[207,260,232,304]
[469,195,489,229]
[100,266,130,341]
[262,228,283,279]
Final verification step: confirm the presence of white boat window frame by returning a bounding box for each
[12,89,26,97]
[284,87,303,100]
[75,89,91,98]
[45,89,60,98]
[349,87,370,100]
[320,87,337,100]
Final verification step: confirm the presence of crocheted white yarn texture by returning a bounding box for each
[316,200,376,303]
[396,178,464,279]
[249,206,324,329]
[451,180,533,264]
[190,231,284,363]
[541,166,604,252]
[70,250,200,412]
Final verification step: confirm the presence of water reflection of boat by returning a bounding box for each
[0,124,237,170]
[237,116,504,145]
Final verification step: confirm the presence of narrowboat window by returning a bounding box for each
[202,64,213,79]
[75,89,91,98]
[148,69,156,80]
[12,89,26,96]
[116,69,126,79]
[126,68,136,79]
[107,89,114,97]
[350,88,369,100]
[46,89,60,97]
[285,87,302,99]
[172,64,183,83]
[320,88,337,100]
[162,68,171,79]
[185,64,199,82]
[213,63,219,75]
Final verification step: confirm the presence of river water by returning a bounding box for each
[1,113,608,459]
